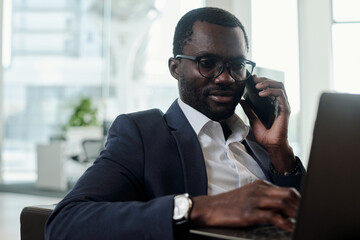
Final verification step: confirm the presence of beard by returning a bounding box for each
[178,72,243,121]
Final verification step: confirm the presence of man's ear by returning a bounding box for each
[168,57,180,80]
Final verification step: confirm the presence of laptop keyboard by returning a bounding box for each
[190,225,293,240]
[244,225,292,240]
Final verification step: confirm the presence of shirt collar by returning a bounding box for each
[177,98,249,142]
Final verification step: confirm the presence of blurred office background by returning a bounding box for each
[1,0,360,238]
[0,0,360,183]
[0,0,359,193]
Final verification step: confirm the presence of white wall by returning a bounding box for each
[0,0,4,183]
[298,0,333,164]
[205,0,252,57]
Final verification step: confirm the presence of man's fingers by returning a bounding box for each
[255,79,285,91]
[264,186,300,201]
[253,180,300,200]
[267,212,296,232]
[252,183,300,219]
[253,75,289,104]
[248,75,291,118]
[258,88,291,116]
[253,75,287,98]
[250,210,296,232]
[256,196,298,219]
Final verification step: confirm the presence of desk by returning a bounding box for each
[36,126,103,191]
[36,142,67,191]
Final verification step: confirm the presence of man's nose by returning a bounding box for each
[214,66,235,84]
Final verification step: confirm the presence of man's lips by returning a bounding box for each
[208,90,235,103]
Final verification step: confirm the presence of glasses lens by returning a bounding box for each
[245,61,254,75]
[197,56,255,81]
[198,56,222,78]
[229,59,247,81]
[232,61,254,80]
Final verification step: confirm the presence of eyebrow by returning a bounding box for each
[194,51,247,61]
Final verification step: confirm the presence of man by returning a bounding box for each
[46,7,305,240]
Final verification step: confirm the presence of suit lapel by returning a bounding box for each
[164,100,208,196]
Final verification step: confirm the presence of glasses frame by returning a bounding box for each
[175,54,256,81]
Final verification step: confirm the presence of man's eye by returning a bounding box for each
[231,61,245,71]
[199,58,218,69]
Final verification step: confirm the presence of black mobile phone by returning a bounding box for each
[243,74,278,129]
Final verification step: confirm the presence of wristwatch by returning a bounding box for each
[173,193,193,225]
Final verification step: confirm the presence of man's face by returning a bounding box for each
[176,21,248,121]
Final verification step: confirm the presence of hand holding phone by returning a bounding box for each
[243,75,278,129]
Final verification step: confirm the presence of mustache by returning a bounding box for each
[205,85,238,95]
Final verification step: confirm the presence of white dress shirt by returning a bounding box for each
[178,99,266,195]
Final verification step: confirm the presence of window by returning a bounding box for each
[1,0,203,183]
[251,0,301,156]
[332,0,360,94]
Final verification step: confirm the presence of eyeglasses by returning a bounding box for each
[176,55,256,81]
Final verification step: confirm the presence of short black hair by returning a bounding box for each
[172,7,249,57]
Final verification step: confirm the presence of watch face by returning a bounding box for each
[173,195,190,220]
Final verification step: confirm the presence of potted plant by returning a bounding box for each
[63,96,103,157]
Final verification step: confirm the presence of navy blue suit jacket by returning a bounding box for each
[45,100,305,240]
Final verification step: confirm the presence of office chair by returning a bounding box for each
[70,138,104,163]
[82,139,104,162]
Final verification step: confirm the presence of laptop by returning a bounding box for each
[190,92,360,240]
